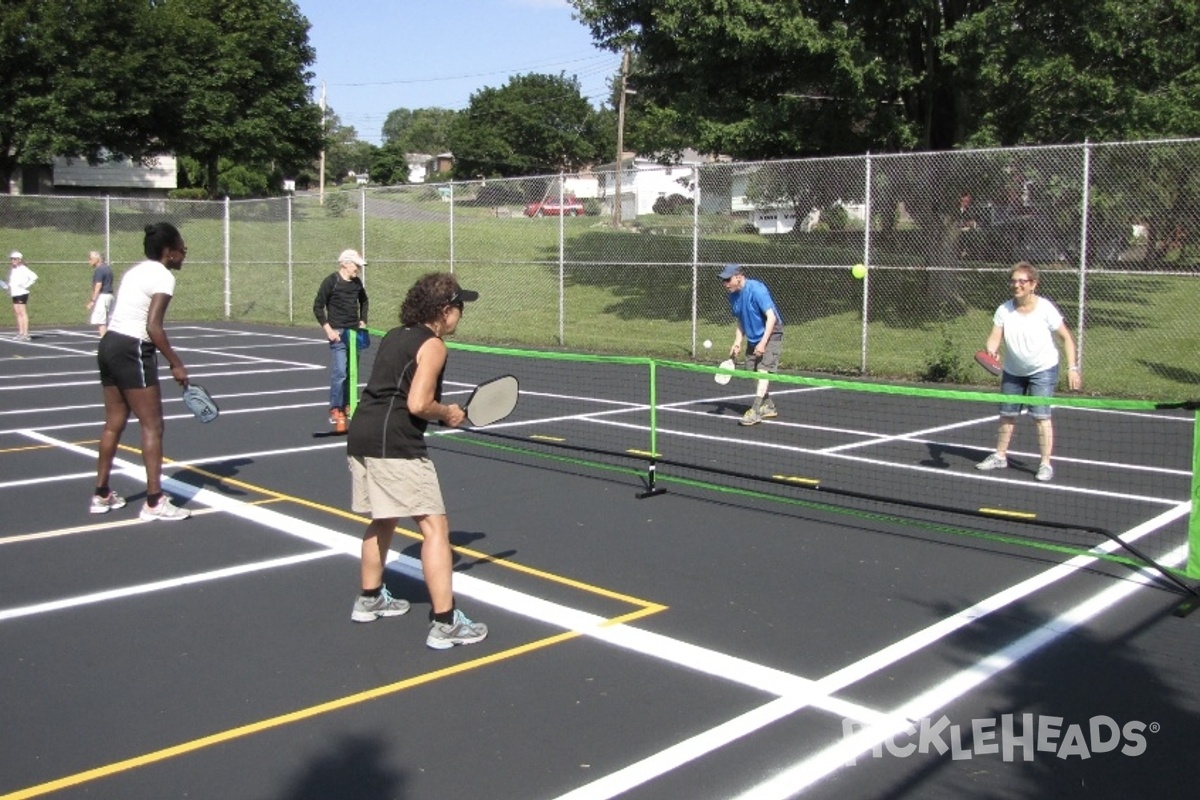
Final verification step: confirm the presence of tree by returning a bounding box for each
[370,141,411,185]
[570,0,1200,158]
[448,73,606,178]
[382,107,457,155]
[0,0,158,190]
[149,0,322,197]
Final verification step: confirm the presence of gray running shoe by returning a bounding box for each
[90,491,127,515]
[1036,464,1054,482]
[975,453,1008,471]
[739,407,762,426]
[351,587,411,622]
[759,401,778,419]
[139,496,191,521]
[427,608,488,649]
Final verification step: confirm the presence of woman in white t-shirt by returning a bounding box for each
[91,223,191,521]
[975,262,1080,482]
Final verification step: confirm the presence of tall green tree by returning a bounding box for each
[448,73,606,178]
[382,107,457,154]
[0,0,156,190]
[150,0,322,196]
[571,0,1200,158]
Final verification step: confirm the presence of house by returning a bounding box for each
[596,155,696,217]
[43,155,178,197]
[424,153,454,179]
[406,154,432,184]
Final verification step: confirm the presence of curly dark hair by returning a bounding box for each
[401,272,461,327]
[143,222,183,260]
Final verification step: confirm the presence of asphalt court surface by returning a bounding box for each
[1,323,1198,800]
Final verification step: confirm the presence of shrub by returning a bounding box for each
[823,203,849,231]
[653,194,694,215]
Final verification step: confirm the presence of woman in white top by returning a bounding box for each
[7,251,38,340]
[975,262,1080,482]
[91,223,191,520]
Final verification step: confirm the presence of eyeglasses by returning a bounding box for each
[721,277,735,284]
[1009,278,1032,285]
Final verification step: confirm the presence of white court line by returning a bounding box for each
[0,550,339,622]
[12,427,1191,799]
[729,542,1191,800]
[553,503,1190,800]
[582,417,1185,505]
[0,386,330,419]
[11,430,882,725]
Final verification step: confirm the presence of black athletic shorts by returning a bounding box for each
[11,294,29,305]
[98,331,159,389]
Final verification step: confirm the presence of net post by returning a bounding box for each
[1188,409,1200,580]
[637,358,666,499]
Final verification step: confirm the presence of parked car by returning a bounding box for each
[524,196,585,217]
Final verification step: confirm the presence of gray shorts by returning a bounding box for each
[746,330,783,372]
[349,455,446,519]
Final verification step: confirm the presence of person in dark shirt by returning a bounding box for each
[345,271,488,649]
[86,250,115,335]
[313,249,369,431]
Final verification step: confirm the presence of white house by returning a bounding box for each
[50,155,177,196]
[596,153,703,217]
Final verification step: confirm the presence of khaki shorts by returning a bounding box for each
[90,293,114,326]
[348,455,446,519]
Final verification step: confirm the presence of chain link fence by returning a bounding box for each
[2,139,1197,398]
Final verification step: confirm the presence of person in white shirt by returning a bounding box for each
[7,251,38,340]
[975,262,1081,482]
[91,223,192,520]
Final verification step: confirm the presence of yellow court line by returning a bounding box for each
[177,463,664,610]
[979,507,1039,520]
[0,606,663,800]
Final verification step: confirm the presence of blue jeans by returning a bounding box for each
[999,366,1058,420]
[329,338,349,410]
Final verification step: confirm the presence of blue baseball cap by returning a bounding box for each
[718,264,742,280]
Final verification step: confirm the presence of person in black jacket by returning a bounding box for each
[313,249,368,431]
[345,272,488,650]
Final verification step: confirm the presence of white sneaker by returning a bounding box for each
[975,453,1008,471]
[1036,464,1054,482]
[90,491,127,515]
[140,496,191,521]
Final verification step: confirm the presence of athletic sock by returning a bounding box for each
[361,586,382,598]
[146,492,163,507]
[95,486,110,498]
[431,606,456,625]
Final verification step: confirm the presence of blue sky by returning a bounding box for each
[294,0,619,145]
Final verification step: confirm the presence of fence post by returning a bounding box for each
[558,174,566,345]
[449,182,455,273]
[103,196,111,263]
[860,153,873,374]
[691,166,701,357]
[287,194,294,323]
[223,196,231,320]
[1076,140,1092,370]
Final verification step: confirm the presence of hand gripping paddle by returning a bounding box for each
[182,383,220,423]
[974,350,1002,377]
[714,358,736,385]
[464,375,519,427]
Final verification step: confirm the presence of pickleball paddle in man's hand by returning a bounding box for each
[714,358,736,385]
[182,383,220,423]
[974,350,1002,377]
[464,375,519,427]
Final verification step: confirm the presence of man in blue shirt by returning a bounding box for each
[719,263,783,426]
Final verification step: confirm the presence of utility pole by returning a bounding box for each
[614,48,630,228]
[319,81,327,205]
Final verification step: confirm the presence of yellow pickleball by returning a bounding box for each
[851,263,867,279]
